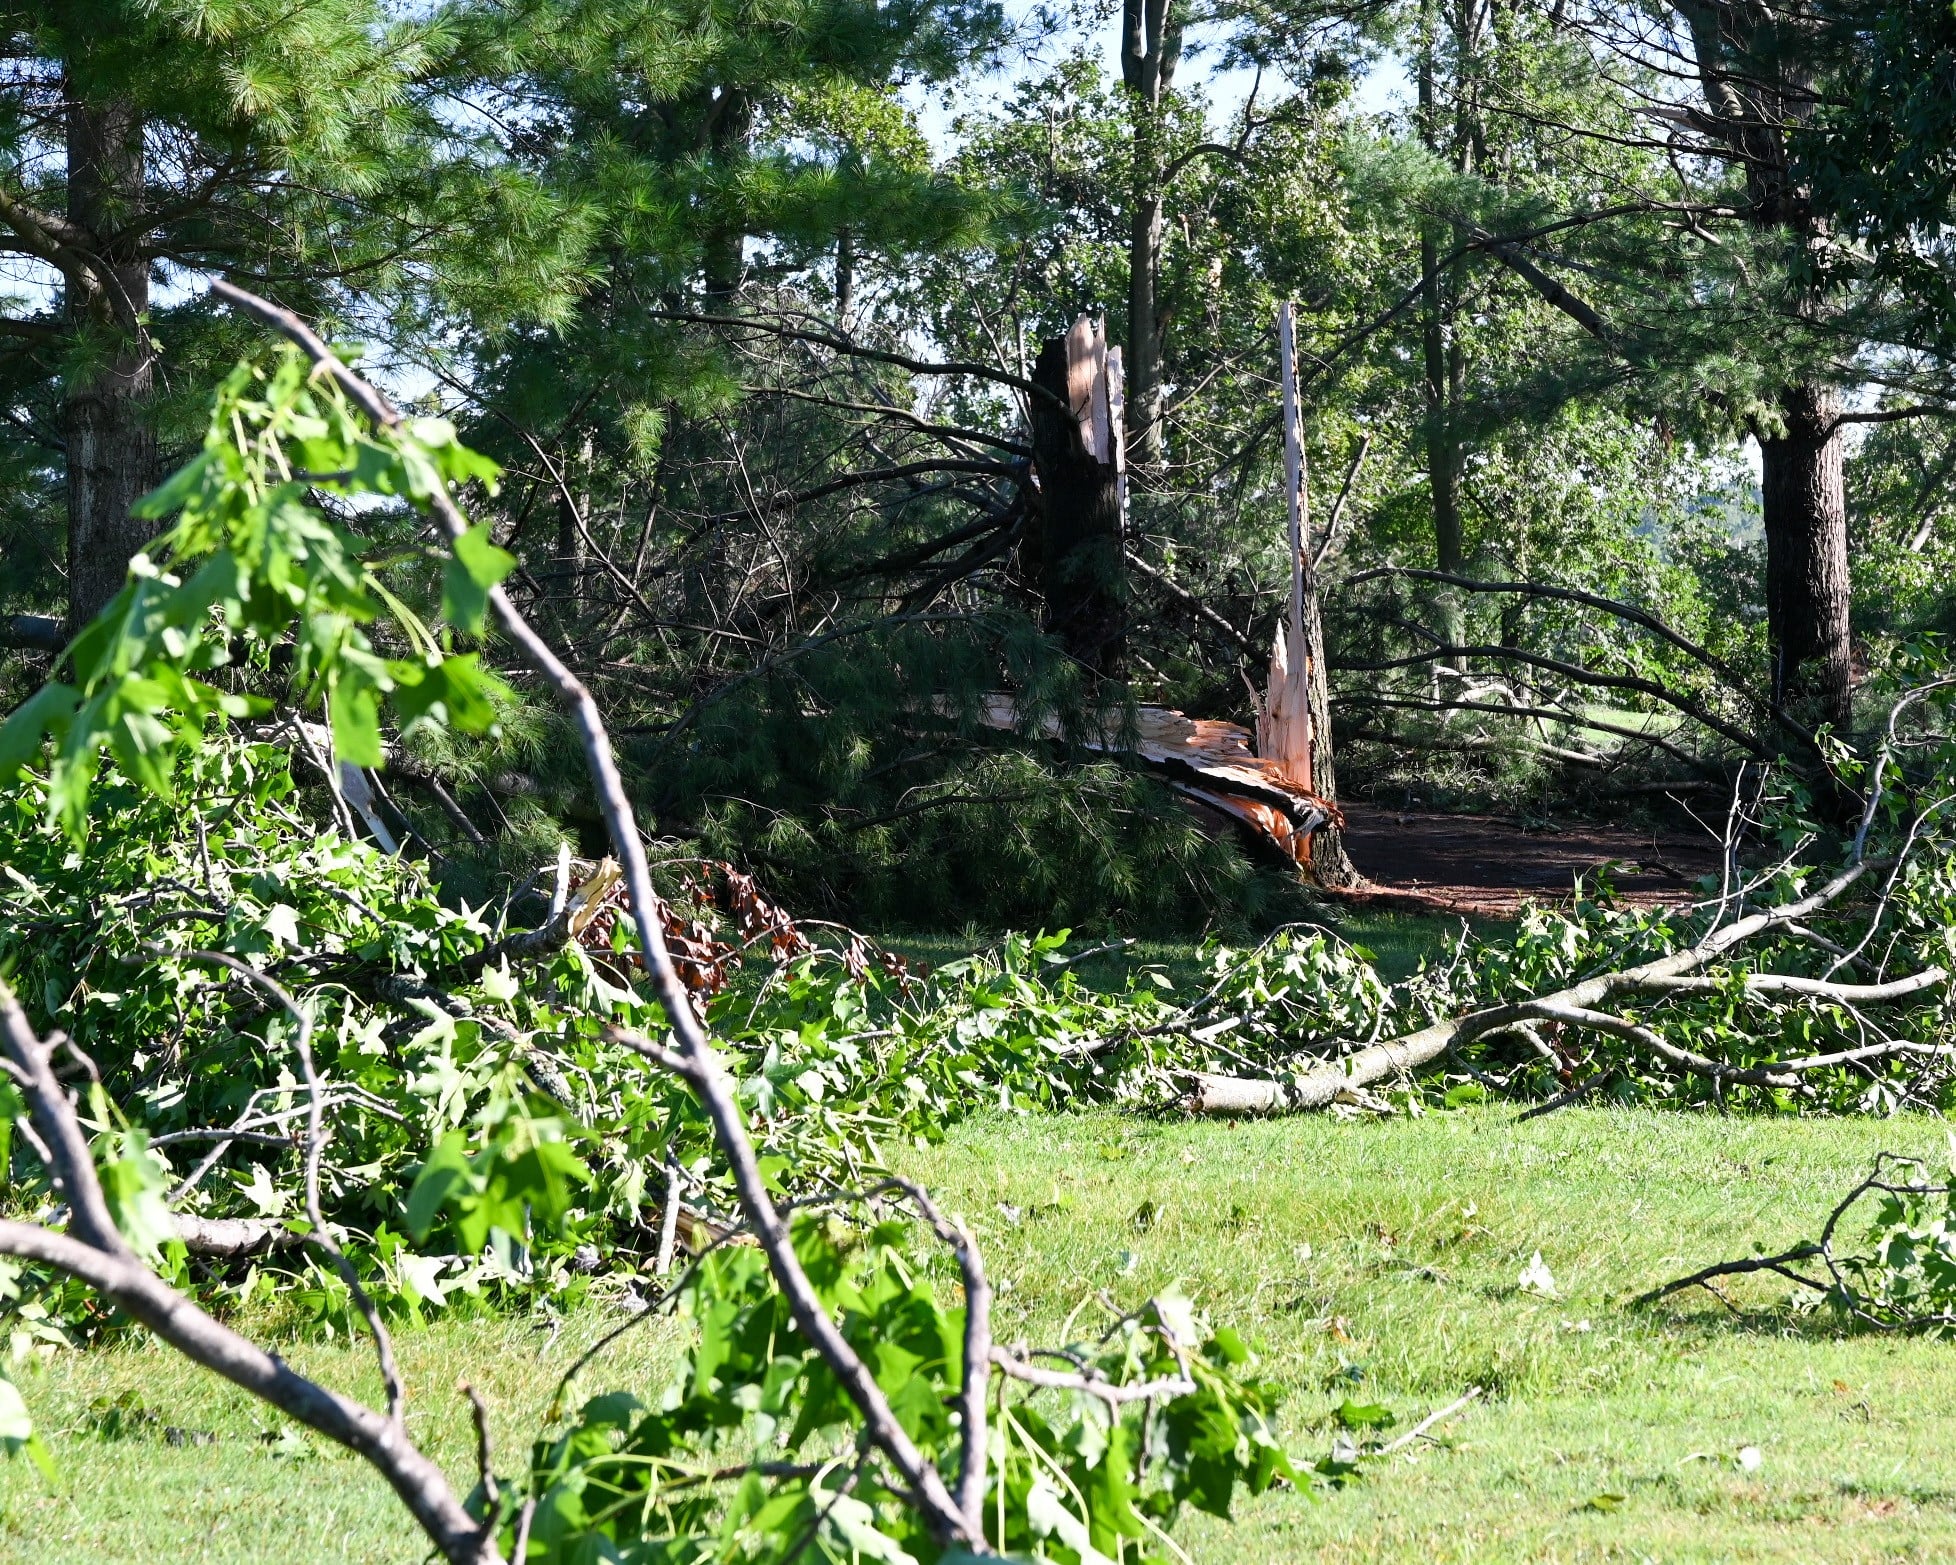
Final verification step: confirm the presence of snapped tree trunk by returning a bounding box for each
[1760,383,1852,730]
[1030,329,1126,679]
[64,98,156,628]
[1265,303,1354,886]
[1300,578,1354,885]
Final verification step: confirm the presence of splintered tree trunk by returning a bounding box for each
[1030,329,1126,678]
[1298,578,1354,885]
[1265,302,1354,886]
[64,99,157,627]
[1760,384,1852,731]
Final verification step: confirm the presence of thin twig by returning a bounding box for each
[1372,1386,1482,1455]
[210,280,987,1550]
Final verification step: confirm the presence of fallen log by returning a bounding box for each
[173,1215,305,1257]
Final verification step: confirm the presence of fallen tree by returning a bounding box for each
[1182,855,1925,1112]
[0,293,1337,1562]
[1184,690,1956,1116]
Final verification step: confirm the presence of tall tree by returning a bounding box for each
[0,0,577,627]
[1121,0,1183,468]
[1674,0,1852,728]
[57,94,155,624]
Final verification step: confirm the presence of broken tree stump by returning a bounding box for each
[1030,316,1127,678]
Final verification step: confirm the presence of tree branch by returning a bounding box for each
[1185,856,1886,1114]
[0,986,494,1564]
[210,278,986,1553]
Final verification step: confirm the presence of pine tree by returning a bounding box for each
[0,0,583,626]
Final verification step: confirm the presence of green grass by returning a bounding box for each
[911,1108,1956,1563]
[7,1107,1955,1561]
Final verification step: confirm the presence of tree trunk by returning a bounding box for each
[1760,384,1852,730]
[63,98,156,628]
[1420,243,1463,577]
[835,225,855,330]
[1121,0,1178,470]
[1679,0,1855,736]
[1126,184,1164,468]
[1417,3,1465,652]
[1030,332,1125,678]
[1299,576,1355,885]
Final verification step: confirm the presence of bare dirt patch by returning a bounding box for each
[1333,803,1725,918]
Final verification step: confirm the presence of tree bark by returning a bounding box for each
[1030,334,1125,678]
[1760,384,1851,729]
[1418,0,1466,651]
[63,97,156,628]
[1300,576,1355,885]
[1421,239,1463,578]
[1678,0,1854,733]
[1121,0,1179,469]
[1127,183,1164,468]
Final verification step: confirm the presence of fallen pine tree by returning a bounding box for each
[5,293,1956,1559]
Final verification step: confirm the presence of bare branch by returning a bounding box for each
[987,1351,1195,1407]
[1186,856,1888,1114]
[210,277,984,1550]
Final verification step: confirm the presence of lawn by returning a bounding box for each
[5,1104,1955,1561]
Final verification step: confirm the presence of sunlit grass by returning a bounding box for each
[8,1108,1952,1561]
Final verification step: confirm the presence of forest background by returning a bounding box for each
[6,0,1956,1561]
[12,0,1956,932]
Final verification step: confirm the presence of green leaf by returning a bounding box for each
[0,1375,31,1441]
[1026,1476,1116,1565]
[495,1138,590,1234]
[409,418,503,490]
[95,1129,175,1262]
[811,1483,915,1563]
[0,1076,20,1181]
[391,654,505,735]
[0,684,79,783]
[1332,1399,1396,1432]
[329,676,384,769]
[132,450,216,520]
[0,1375,54,1482]
[441,525,515,635]
[405,1131,474,1242]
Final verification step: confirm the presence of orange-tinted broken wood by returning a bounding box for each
[975,696,1339,867]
